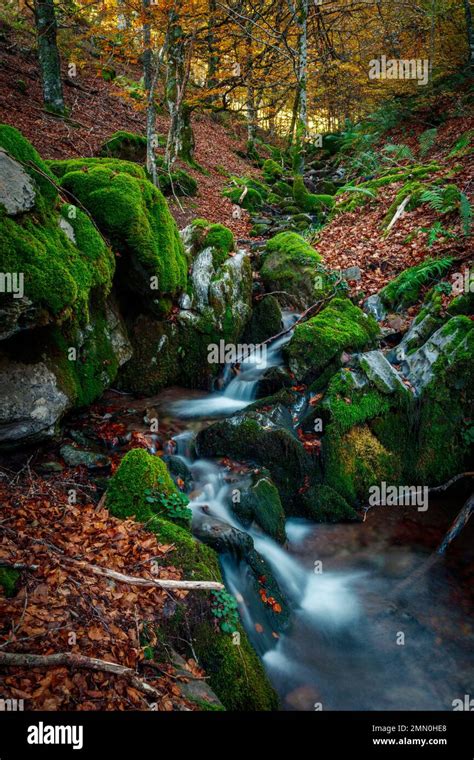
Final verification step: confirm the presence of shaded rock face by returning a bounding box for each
[196,405,313,513]
[0,359,70,448]
[358,350,407,395]
[0,296,45,342]
[193,513,254,558]
[400,319,468,394]
[0,148,36,215]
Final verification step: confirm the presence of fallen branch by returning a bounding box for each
[65,558,224,591]
[384,194,411,236]
[0,652,161,699]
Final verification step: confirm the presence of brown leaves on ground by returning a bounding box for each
[0,23,254,239]
[0,472,198,711]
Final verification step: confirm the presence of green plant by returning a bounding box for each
[381,143,414,163]
[144,487,192,526]
[420,221,456,247]
[418,128,437,157]
[210,589,240,634]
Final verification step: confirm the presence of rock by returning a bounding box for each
[191,247,214,311]
[196,405,313,513]
[105,297,133,367]
[0,148,36,215]
[179,292,192,310]
[59,444,110,470]
[233,473,286,543]
[364,293,387,321]
[58,216,76,243]
[0,359,70,449]
[162,454,193,489]
[193,513,254,558]
[284,298,379,387]
[170,649,224,709]
[401,317,470,394]
[243,295,282,345]
[0,295,44,342]
[259,232,325,308]
[257,366,293,397]
[358,350,408,395]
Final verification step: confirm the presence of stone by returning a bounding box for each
[358,350,408,395]
[0,148,36,215]
[59,444,110,469]
[0,359,70,449]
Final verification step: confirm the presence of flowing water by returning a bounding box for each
[102,312,474,711]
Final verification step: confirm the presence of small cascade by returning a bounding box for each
[171,311,299,418]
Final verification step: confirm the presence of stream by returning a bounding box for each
[96,313,473,711]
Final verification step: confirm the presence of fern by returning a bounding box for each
[341,186,377,198]
[418,128,437,157]
[382,143,414,163]
[420,222,456,247]
[460,192,472,236]
[420,184,461,214]
[448,130,474,158]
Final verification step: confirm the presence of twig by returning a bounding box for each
[0,652,162,699]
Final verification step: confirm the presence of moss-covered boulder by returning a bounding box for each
[106,448,278,711]
[260,231,324,308]
[106,448,191,525]
[284,298,379,386]
[49,157,188,309]
[243,295,282,345]
[184,218,235,265]
[300,484,358,522]
[293,176,335,213]
[98,130,147,162]
[197,405,314,514]
[234,472,286,543]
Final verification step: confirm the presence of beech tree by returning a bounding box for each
[34,0,65,114]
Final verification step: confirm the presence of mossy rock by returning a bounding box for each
[49,157,188,305]
[448,291,474,316]
[197,405,314,514]
[260,231,324,308]
[285,298,379,383]
[0,567,20,597]
[158,169,198,197]
[243,295,282,344]
[293,176,335,213]
[272,180,293,197]
[319,368,393,434]
[224,186,263,211]
[300,484,358,522]
[190,218,234,264]
[262,159,283,183]
[235,474,286,543]
[323,424,401,505]
[98,130,147,162]
[106,448,185,522]
[0,128,114,325]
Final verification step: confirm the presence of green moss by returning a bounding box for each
[321,370,392,433]
[236,476,286,543]
[448,291,474,316]
[0,124,57,205]
[293,176,335,212]
[99,130,147,162]
[224,186,263,210]
[323,424,401,504]
[50,158,187,299]
[147,516,221,582]
[192,621,278,711]
[191,219,234,265]
[262,159,283,183]
[272,180,293,198]
[158,169,198,197]
[0,567,20,597]
[106,449,180,521]
[301,484,358,522]
[260,231,325,307]
[285,298,379,382]
[380,258,453,310]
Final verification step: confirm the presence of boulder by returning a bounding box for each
[0,148,36,215]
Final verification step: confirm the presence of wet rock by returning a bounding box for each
[358,350,408,395]
[0,295,44,342]
[59,444,110,470]
[364,293,387,321]
[233,472,286,543]
[162,454,193,489]
[257,366,293,397]
[0,148,36,215]
[0,359,70,449]
[193,513,254,558]
[196,405,313,513]
[401,317,470,394]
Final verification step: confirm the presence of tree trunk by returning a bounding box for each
[463,0,474,67]
[165,12,195,167]
[143,0,158,185]
[206,0,219,102]
[245,17,257,155]
[294,0,309,174]
[34,0,64,114]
